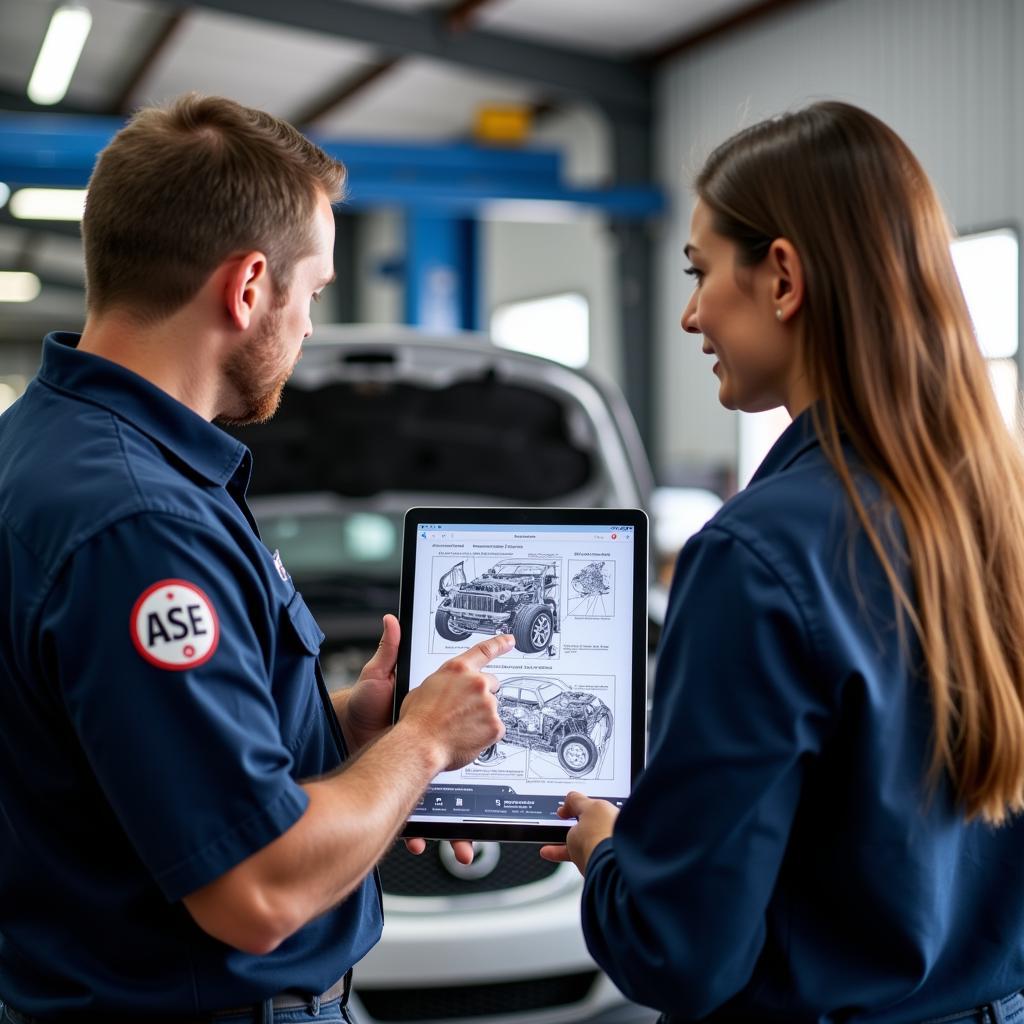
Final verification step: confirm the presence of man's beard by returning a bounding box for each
[218,307,295,426]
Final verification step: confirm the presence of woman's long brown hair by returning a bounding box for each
[697,101,1024,824]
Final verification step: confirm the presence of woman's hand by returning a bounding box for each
[404,838,475,862]
[539,791,619,874]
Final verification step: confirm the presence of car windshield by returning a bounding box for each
[490,563,549,576]
[538,682,566,703]
[257,510,403,581]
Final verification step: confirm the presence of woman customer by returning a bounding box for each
[542,101,1024,1022]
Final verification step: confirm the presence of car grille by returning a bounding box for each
[452,592,495,613]
[378,842,559,897]
[356,970,599,1021]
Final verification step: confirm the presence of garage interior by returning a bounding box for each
[0,0,1020,1022]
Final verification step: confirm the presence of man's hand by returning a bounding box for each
[400,636,512,860]
[342,630,508,855]
[334,614,401,752]
[539,791,619,875]
[399,635,510,771]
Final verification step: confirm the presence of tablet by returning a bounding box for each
[394,507,648,843]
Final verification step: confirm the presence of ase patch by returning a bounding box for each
[130,579,219,670]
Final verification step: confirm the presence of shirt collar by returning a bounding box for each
[747,405,822,487]
[37,332,248,488]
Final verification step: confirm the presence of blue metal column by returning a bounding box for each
[403,213,480,332]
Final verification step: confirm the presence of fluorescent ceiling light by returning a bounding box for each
[0,183,10,209]
[0,272,42,304]
[9,188,88,221]
[27,4,93,106]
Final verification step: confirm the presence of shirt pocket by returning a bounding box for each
[284,590,325,654]
[274,591,327,762]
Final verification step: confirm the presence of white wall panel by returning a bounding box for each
[477,0,754,58]
[655,0,1021,478]
[483,213,620,386]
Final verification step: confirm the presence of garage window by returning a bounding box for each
[738,405,793,490]
[0,376,26,415]
[950,227,1019,430]
[738,227,1021,488]
[491,292,589,368]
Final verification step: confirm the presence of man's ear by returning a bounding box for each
[223,251,270,330]
[768,238,804,323]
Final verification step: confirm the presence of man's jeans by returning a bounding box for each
[0,996,358,1024]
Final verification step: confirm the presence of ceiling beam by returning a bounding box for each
[112,9,189,115]
[172,0,652,115]
[445,0,497,33]
[292,0,500,128]
[293,58,401,127]
[646,0,811,64]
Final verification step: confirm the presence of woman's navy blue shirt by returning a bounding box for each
[582,412,1024,1022]
[0,334,382,1016]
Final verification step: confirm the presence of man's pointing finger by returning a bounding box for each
[457,634,515,671]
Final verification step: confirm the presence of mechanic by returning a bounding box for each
[0,94,506,1023]
[542,101,1024,1022]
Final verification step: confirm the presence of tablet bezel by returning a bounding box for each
[393,506,648,843]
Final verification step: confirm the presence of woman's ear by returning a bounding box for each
[768,238,804,323]
[223,251,269,330]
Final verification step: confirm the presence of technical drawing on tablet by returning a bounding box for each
[395,509,647,842]
[472,676,615,780]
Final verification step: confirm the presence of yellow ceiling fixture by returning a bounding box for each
[28,3,93,106]
[9,188,88,221]
[474,105,532,146]
[0,272,42,304]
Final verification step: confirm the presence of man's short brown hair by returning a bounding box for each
[82,94,346,321]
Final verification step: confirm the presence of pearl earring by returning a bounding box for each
[775,308,783,321]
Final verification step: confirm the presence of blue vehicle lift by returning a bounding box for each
[0,112,663,336]
[0,0,667,452]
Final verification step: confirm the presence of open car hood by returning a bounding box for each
[227,326,653,509]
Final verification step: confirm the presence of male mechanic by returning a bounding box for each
[0,94,507,1023]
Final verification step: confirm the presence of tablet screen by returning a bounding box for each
[396,508,647,841]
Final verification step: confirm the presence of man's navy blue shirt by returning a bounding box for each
[0,333,382,1016]
[582,412,1024,1022]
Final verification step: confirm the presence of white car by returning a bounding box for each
[231,325,657,1024]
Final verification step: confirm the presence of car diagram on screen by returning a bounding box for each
[567,559,614,617]
[434,559,561,656]
[473,676,613,780]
